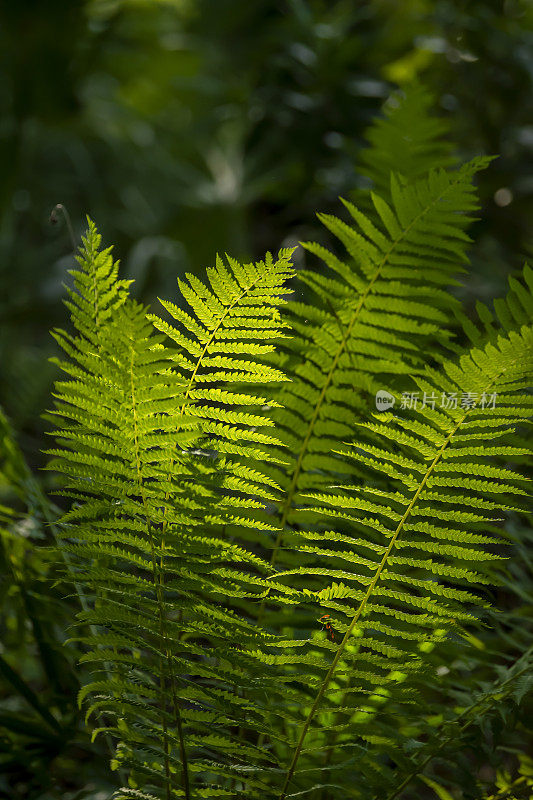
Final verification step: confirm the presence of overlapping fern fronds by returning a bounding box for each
[270,322,532,799]
[47,222,296,799]
[41,86,533,800]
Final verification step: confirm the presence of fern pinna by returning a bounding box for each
[48,221,295,798]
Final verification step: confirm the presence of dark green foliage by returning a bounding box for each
[0,410,115,799]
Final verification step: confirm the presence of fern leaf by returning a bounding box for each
[268,155,491,578]
[274,324,532,799]
[48,225,296,799]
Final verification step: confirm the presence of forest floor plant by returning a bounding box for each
[0,85,531,800]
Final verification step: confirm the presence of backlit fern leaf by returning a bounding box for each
[148,248,295,551]
[47,225,296,799]
[272,323,533,799]
[267,156,492,574]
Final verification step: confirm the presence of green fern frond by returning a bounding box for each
[273,324,532,799]
[267,156,491,575]
[48,226,296,798]
[149,250,293,462]
[59,216,133,341]
[358,82,458,199]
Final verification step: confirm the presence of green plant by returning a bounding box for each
[1,86,531,800]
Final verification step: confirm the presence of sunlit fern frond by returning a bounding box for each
[47,225,296,799]
[266,157,492,578]
[60,217,133,341]
[149,248,294,531]
[348,273,533,799]
[269,322,533,800]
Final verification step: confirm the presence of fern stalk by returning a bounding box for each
[128,344,190,800]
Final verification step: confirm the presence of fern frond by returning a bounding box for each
[268,156,491,573]
[273,323,532,799]
[58,216,132,341]
[48,226,296,798]
[358,82,458,198]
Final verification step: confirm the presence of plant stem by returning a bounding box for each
[50,203,77,252]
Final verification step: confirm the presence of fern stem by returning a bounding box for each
[129,348,190,800]
[160,540,191,800]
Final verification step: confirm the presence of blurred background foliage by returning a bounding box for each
[1,0,532,465]
[0,1,532,798]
